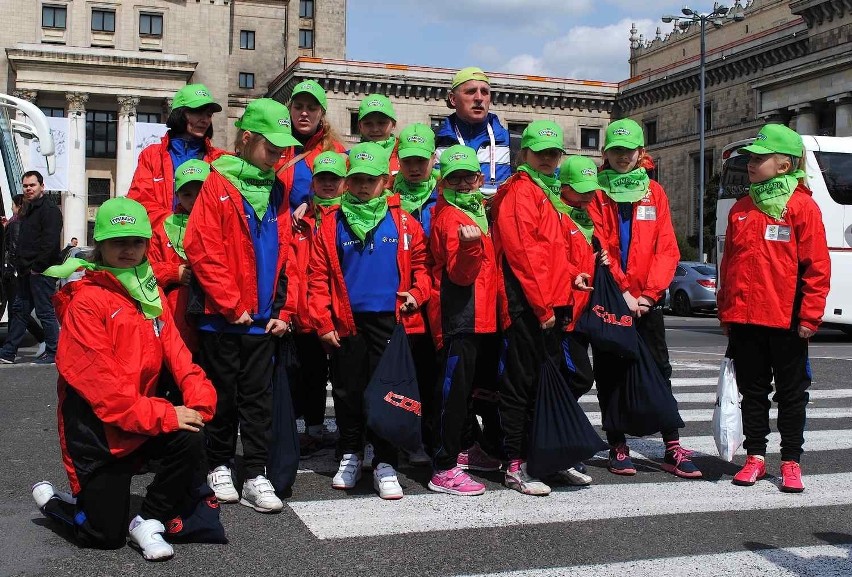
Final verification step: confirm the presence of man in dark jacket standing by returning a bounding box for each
[0,171,62,364]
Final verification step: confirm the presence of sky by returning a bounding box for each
[345,0,714,82]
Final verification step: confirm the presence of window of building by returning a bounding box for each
[240,30,255,50]
[644,120,658,146]
[91,9,116,33]
[86,110,117,158]
[42,5,67,29]
[299,0,314,18]
[696,103,712,132]
[139,13,163,37]
[430,117,444,133]
[507,122,528,135]
[239,72,255,89]
[580,128,600,150]
[299,29,314,49]
[40,106,65,118]
[136,112,160,124]
[350,111,360,135]
[87,178,111,206]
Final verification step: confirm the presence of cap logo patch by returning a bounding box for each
[111,215,136,226]
[449,152,469,162]
[538,128,557,137]
[319,157,336,164]
[613,128,631,136]
[195,90,209,97]
[354,152,374,161]
[182,167,203,176]
[368,100,383,107]
[278,118,291,127]
[757,133,768,140]
[581,168,596,176]
[407,135,426,143]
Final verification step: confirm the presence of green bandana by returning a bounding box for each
[393,170,438,214]
[340,191,390,242]
[163,214,188,259]
[44,258,163,320]
[517,164,570,220]
[749,172,804,220]
[313,196,342,227]
[443,188,488,234]
[366,135,397,153]
[212,155,275,218]
[598,168,650,203]
[565,205,595,244]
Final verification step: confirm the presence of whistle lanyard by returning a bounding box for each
[454,121,497,186]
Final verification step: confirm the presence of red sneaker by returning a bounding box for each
[732,455,766,486]
[780,461,805,493]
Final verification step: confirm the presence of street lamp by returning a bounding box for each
[661,3,745,262]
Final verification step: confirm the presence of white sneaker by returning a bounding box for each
[36,342,46,358]
[504,462,551,496]
[240,475,283,513]
[406,445,432,466]
[32,481,76,509]
[128,516,174,561]
[206,465,239,504]
[373,463,403,500]
[554,467,593,486]
[332,453,362,489]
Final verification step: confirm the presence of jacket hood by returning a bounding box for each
[52,270,128,323]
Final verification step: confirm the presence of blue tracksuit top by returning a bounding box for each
[336,210,400,314]
[435,113,512,196]
[289,154,313,212]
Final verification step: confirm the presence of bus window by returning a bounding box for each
[719,153,750,200]
[814,151,852,205]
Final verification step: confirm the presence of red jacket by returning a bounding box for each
[588,179,679,304]
[53,271,216,494]
[491,172,572,324]
[148,223,197,351]
[559,214,600,332]
[127,134,226,229]
[427,197,501,349]
[184,169,297,323]
[289,204,339,333]
[307,194,430,338]
[718,184,830,332]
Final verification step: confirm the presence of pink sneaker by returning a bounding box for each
[428,467,486,496]
[457,443,502,472]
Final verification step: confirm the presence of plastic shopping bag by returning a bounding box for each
[712,357,743,462]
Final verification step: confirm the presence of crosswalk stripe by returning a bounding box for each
[583,406,852,426]
[668,360,721,370]
[454,544,852,577]
[578,389,852,404]
[288,471,852,539]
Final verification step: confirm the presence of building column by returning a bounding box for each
[65,92,88,245]
[759,108,789,125]
[792,104,818,135]
[115,95,139,197]
[830,93,852,137]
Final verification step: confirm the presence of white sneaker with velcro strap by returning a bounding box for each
[206,465,239,504]
[240,475,283,513]
[128,516,174,561]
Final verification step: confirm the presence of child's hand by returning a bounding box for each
[574,273,593,292]
[320,330,341,348]
[232,311,253,326]
[458,224,481,242]
[798,324,815,339]
[540,315,556,330]
[637,296,655,317]
[599,249,610,266]
[291,202,309,232]
[623,291,640,316]
[178,264,192,285]
[397,291,419,313]
[265,318,290,336]
[175,406,204,432]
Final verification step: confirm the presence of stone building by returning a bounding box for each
[1,0,345,242]
[268,57,617,159]
[617,0,852,250]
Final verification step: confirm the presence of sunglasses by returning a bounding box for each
[444,173,480,186]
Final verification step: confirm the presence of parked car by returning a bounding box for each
[669,261,716,316]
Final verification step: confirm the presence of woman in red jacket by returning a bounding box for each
[590,118,700,479]
[185,98,300,515]
[128,84,226,229]
[718,124,830,493]
[32,197,217,561]
[307,142,430,500]
[491,120,574,496]
[276,80,346,228]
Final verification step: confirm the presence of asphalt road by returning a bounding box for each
[1,315,851,576]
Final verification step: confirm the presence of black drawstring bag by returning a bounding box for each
[602,335,685,437]
[164,483,228,544]
[527,358,609,479]
[268,337,300,495]
[575,240,639,360]
[364,324,422,454]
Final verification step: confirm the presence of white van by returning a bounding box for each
[715,135,852,333]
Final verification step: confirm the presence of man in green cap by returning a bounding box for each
[436,66,511,196]
[128,83,225,230]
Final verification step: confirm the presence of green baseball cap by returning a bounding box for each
[347,142,390,177]
[313,151,347,177]
[290,79,328,111]
[439,145,481,178]
[358,94,396,122]
[94,197,152,241]
[559,156,600,194]
[397,123,436,160]
[521,120,566,153]
[172,84,222,112]
[174,159,210,192]
[451,67,490,90]
[739,123,804,158]
[604,118,644,151]
[234,98,301,148]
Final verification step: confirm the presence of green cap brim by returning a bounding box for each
[263,132,301,148]
[603,139,640,151]
[314,167,346,177]
[347,166,386,177]
[738,144,775,155]
[564,181,599,194]
[398,148,433,160]
[526,142,566,153]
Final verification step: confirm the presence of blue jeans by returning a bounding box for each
[0,273,59,358]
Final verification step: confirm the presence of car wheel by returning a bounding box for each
[673,291,692,316]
